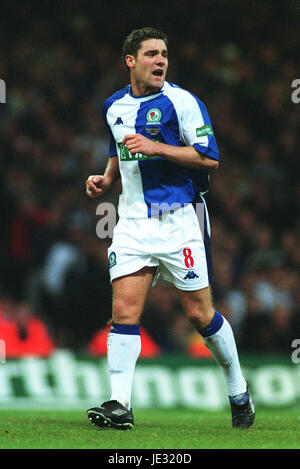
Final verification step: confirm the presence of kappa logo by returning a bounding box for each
[184,271,199,280]
[146,108,162,124]
[114,117,124,125]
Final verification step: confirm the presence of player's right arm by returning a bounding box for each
[85,155,120,198]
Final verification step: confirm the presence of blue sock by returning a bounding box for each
[198,311,224,337]
[110,322,140,335]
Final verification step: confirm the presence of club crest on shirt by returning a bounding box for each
[146,108,162,124]
[108,251,117,268]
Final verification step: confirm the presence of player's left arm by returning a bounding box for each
[122,134,218,170]
[122,134,219,171]
[157,142,219,171]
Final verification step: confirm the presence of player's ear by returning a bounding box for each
[125,54,136,69]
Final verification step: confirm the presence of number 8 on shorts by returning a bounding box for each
[183,247,194,268]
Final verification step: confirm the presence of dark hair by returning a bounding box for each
[121,27,168,65]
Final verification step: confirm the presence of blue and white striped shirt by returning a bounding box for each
[103,81,219,218]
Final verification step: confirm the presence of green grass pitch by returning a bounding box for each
[0,408,299,449]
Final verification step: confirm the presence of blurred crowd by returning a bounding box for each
[0,1,299,357]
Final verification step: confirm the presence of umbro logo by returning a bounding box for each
[112,409,127,416]
[114,117,124,125]
[184,271,199,279]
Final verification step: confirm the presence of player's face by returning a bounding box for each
[127,38,168,95]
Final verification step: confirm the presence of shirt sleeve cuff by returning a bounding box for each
[193,143,220,162]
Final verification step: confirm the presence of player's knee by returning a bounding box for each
[186,307,214,330]
[112,298,141,324]
[180,286,215,329]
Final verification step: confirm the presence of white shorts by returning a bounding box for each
[107,202,212,291]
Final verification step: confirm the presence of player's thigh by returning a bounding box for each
[176,285,214,328]
[112,266,156,324]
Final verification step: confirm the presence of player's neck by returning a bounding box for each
[130,80,161,97]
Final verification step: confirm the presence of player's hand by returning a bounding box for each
[122,134,159,156]
[85,175,109,198]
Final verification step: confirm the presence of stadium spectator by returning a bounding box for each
[0,295,55,357]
